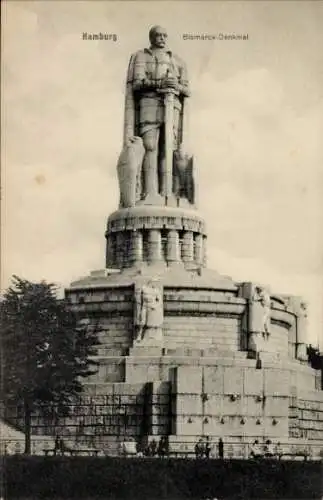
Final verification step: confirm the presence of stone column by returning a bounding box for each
[121,231,131,268]
[167,230,180,263]
[194,234,203,266]
[202,236,207,267]
[182,231,194,262]
[148,229,162,263]
[133,230,143,263]
[106,233,113,268]
[115,232,124,268]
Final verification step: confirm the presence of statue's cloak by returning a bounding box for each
[123,53,138,147]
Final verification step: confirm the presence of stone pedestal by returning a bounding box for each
[105,206,206,269]
[64,268,323,455]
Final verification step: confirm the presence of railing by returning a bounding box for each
[1,438,54,456]
[1,438,322,461]
[165,441,323,461]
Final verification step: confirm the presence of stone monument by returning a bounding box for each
[123,25,192,206]
[62,26,323,458]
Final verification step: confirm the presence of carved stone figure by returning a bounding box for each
[117,136,145,208]
[173,147,195,204]
[296,301,308,361]
[134,281,163,344]
[124,26,190,201]
[251,286,271,337]
[287,297,308,361]
[239,283,271,354]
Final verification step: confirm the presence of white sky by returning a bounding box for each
[2,1,323,347]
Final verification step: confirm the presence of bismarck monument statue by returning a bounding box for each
[118,25,195,207]
[108,26,204,274]
[63,26,323,458]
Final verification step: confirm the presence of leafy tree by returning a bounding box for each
[307,344,323,390]
[307,344,323,370]
[0,275,100,454]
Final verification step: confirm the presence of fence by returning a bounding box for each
[1,437,323,461]
[0,438,54,456]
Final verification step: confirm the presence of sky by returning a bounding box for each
[2,1,323,346]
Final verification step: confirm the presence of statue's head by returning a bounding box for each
[149,25,168,48]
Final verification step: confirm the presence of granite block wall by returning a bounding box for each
[163,316,241,350]
[62,281,323,456]
[148,381,171,435]
[289,388,323,442]
[97,315,133,356]
[67,284,297,359]
[85,357,125,384]
[265,322,289,356]
[170,364,290,440]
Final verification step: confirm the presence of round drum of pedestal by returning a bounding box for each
[105,206,207,269]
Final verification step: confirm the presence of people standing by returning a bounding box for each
[54,435,60,456]
[204,436,212,458]
[218,438,224,459]
[149,438,158,457]
[264,439,274,458]
[275,441,283,460]
[59,437,66,456]
[195,438,204,459]
[157,436,168,457]
[249,440,262,459]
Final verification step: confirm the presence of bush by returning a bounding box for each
[3,456,322,499]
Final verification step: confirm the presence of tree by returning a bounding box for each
[307,344,323,370]
[0,275,100,454]
[307,344,323,390]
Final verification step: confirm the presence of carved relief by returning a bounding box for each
[296,301,308,361]
[286,297,308,361]
[239,283,271,354]
[251,286,271,336]
[133,281,163,345]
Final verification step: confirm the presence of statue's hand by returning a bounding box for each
[162,76,179,90]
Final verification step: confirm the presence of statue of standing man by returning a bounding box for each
[134,281,163,345]
[124,26,190,203]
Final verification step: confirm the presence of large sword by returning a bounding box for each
[164,90,175,204]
